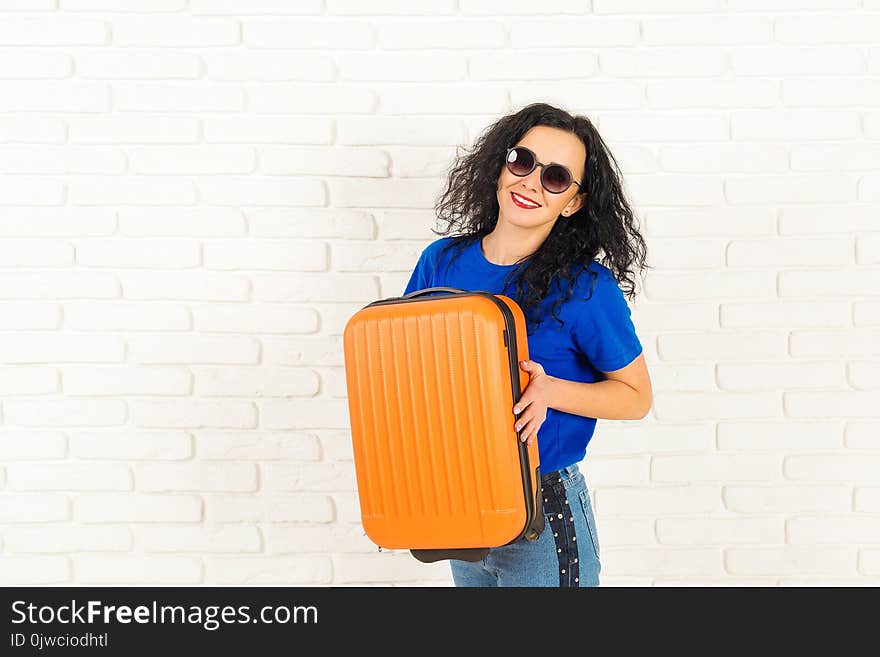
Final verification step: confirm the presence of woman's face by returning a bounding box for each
[496,125,587,230]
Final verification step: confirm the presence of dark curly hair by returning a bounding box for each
[430,102,649,335]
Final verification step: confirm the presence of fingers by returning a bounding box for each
[512,398,532,415]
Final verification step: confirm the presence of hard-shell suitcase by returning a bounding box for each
[342,286,544,563]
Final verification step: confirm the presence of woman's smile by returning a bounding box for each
[511,191,541,209]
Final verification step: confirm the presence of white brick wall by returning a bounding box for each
[0,1,878,588]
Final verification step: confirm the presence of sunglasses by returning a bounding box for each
[505,146,582,194]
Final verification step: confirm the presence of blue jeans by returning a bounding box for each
[450,463,601,587]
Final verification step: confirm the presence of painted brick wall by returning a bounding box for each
[0,0,878,587]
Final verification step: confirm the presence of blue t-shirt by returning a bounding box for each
[402,235,643,473]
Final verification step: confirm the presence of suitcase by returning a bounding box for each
[342,286,544,563]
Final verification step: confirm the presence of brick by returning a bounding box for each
[0,146,125,174]
[602,115,728,143]
[332,241,425,272]
[0,17,106,45]
[205,493,333,523]
[249,209,374,240]
[261,462,357,492]
[0,51,72,78]
[76,49,200,79]
[855,488,880,512]
[860,176,880,201]
[75,494,201,522]
[69,177,197,205]
[379,19,505,49]
[135,463,257,492]
[652,454,780,482]
[120,271,249,302]
[725,175,855,204]
[471,50,597,80]
[337,117,464,146]
[113,16,239,46]
[511,17,637,46]
[785,391,880,418]
[630,303,716,332]
[0,366,58,394]
[595,486,721,515]
[718,420,843,451]
[70,431,192,460]
[249,84,373,114]
[860,551,880,575]
[603,547,723,576]
[205,556,331,584]
[0,240,71,267]
[205,52,332,81]
[331,491,362,524]
[64,302,190,331]
[0,431,66,460]
[130,146,255,174]
[243,18,372,49]
[728,237,852,267]
[265,525,375,554]
[0,557,69,584]
[0,177,64,205]
[62,0,185,9]
[120,208,245,237]
[645,271,774,301]
[260,146,386,176]
[790,329,880,357]
[846,422,880,449]
[0,81,107,112]
[729,0,858,7]
[76,239,200,268]
[644,364,715,392]
[785,79,880,108]
[333,552,451,583]
[0,117,66,143]
[204,240,326,271]
[4,526,131,552]
[204,117,332,144]
[725,547,854,576]
[788,516,880,544]
[660,142,785,172]
[784,454,880,481]
[114,82,243,112]
[190,0,321,13]
[643,238,724,269]
[657,517,782,545]
[658,331,784,361]
[194,367,319,397]
[139,526,261,553]
[379,86,505,114]
[197,431,321,461]
[0,494,69,522]
[130,400,256,429]
[858,235,880,265]
[6,464,131,491]
[653,391,780,421]
[254,272,378,302]
[627,174,725,206]
[128,335,259,364]
[67,115,200,143]
[643,16,771,45]
[732,110,859,140]
[654,577,775,587]
[317,430,354,461]
[4,399,126,426]
[75,555,202,584]
[198,177,324,206]
[459,0,577,13]
[720,301,850,329]
[580,456,649,486]
[260,399,351,429]
[594,0,723,10]
[193,304,319,334]
[591,517,655,547]
[316,303,371,336]
[645,80,785,110]
[646,207,775,237]
[588,423,713,458]
[0,271,118,299]
[855,302,880,327]
[849,361,880,389]
[717,361,846,391]
[723,485,849,513]
[776,14,880,44]
[731,47,864,76]
[600,48,726,77]
[781,271,880,299]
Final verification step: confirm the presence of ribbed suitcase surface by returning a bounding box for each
[343,288,540,551]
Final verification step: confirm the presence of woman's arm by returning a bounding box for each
[547,353,653,421]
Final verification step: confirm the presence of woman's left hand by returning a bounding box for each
[512,359,554,446]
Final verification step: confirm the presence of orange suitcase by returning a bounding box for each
[342,287,544,563]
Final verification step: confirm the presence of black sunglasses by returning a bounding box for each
[505,146,582,194]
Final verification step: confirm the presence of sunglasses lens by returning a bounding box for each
[543,165,572,194]
[506,147,534,176]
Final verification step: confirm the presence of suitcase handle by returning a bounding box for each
[401,286,469,299]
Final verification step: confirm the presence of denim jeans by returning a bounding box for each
[449,463,601,587]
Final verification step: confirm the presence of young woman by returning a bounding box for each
[402,103,652,587]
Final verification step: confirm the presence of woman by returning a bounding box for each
[403,102,652,587]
